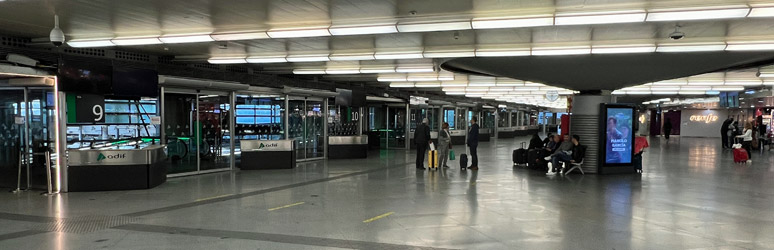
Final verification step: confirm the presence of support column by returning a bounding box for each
[569,93,616,174]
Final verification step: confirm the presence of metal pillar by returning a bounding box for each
[195,94,200,172]
[323,98,329,159]
[56,91,68,192]
[23,87,31,189]
[229,91,236,170]
[284,95,289,139]
[405,104,410,149]
[160,87,166,144]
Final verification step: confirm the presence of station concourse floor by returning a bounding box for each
[1,136,774,250]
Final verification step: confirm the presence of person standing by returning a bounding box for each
[721,117,732,149]
[414,118,432,170]
[438,122,452,168]
[663,118,673,140]
[737,122,753,162]
[728,121,738,147]
[467,117,480,170]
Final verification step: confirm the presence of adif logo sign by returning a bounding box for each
[258,143,278,149]
[689,113,719,124]
[97,153,126,161]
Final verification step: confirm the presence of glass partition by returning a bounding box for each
[289,98,325,160]
[387,106,406,148]
[483,110,496,129]
[498,109,509,128]
[67,97,160,149]
[197,94,231,171]
[234,94,285,165]
[164,93,197,174]
[443,107,455,129]
[511,111,519,127]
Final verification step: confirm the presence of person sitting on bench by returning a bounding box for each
[545,135,581,173]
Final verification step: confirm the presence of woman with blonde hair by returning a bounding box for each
[737,121,754,162]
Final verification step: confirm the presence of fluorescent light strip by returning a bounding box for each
[724,81,762,86]
[423,51,475,58]
[293,69,326,74]
[555,11,646,25]
[688,81,724,86]
[749,7,774,17]
[414,82,442,87]
[286,55,330,62]
[329,24,398,36]
[441,81,469,87]
[646,7,751,22]
[471,16,553,29]
[67,39,115,48]
[246,57,287,63]
[396,21,472,33]
[374,52,424,60]
[211,32,270,41]
[678,91,706,95]
[267,28,330,38]
[532,47,591,56]
[475,49,531,57]
[159,34,214,44]
[359,67,396,73]
[407,75,440,81]
[208,58,247,64]
[592,45,655,54]
[378,75,408,82]
[111,37,162,45]
[656,44,727,52]
[325,68,361,74]
[445,91,466,95]
[712,86,744,91]
[329,53,375,61]
[726,43,774,51]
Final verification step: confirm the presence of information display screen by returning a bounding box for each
[604,107,634,165]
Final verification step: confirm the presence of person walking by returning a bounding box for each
[438,122,452,168]
[466,117,480,170]
[721,117,732,149]
[414,118,432,170]
[663,118,673,140]
[737,121,753,162]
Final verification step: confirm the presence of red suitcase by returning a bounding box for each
[733,148,748,163]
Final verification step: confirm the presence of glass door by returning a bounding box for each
[305,100,324,159]
[164,93,198,174]
[0,89,25,188]
[387,105,406,148]
[288,99,306,160]
[197,94,231,171]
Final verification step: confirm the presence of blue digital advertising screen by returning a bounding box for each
[605,107,634,165]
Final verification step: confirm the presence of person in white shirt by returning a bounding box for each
[737,122,753,161]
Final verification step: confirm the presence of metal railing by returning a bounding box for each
[10,151,56,196]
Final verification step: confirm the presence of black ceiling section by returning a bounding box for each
[441,52,774,91]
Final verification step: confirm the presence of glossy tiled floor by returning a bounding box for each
[1,136,774,250]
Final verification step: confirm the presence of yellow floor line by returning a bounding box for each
[195,194,234,202]
[267,202,306,211]
[363,212,394,223]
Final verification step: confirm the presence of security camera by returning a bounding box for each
[669,25,684,40]
[50,15,65,47]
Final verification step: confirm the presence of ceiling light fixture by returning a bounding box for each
[531,46,591,56]
[324,68,361,74]
[293,69,326,74]
[656,44,727,52]
[725,42,774,51]
[286,55,330,62]
[67,39,115,48]
[395,65,434,73]
[110,37,163,46]
[267,28,330,38]
[328,24,398,36]
[592,45,656,54]
[374,51,424,60]
[208,58,247,64]
[396,21,472,33]
[555,11,646,25]
[159,34,214,44]
[210,32,270,41]
[246,56,287,63]
[414,82,442,88]
[475,48,531,57]
[359,66,396,73]
[328,53,376,61]
[390,83,415,88]
[746,6,774,17]
[471,16,554,29]
[377,75,408,82]
[645,7,751,22]
[423,50,476,58]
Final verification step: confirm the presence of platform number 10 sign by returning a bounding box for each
[67,93,105,123]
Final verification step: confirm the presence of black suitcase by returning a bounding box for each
[513,142,528,165]
[459,154,468,169]
[528,149,548,171]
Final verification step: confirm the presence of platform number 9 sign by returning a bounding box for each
[71,94,106,123]
[92,104,104,121]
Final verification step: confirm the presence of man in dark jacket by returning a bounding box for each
[467,117,480,170]
[414,118,432,170]
[721,117,732,149]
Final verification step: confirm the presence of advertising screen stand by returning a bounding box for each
[598,103,636,174]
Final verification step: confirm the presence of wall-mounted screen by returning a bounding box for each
[112,67,159,98]
[57,60,112,94]
[604,107,634,165]
[335,88,352,106]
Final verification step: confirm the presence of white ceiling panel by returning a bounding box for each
[592,23,657,41]
[532,26,593,43]
[375,33,423,48]
[268,0,330,25]
[330,0,397,23]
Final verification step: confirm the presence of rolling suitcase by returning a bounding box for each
[513,142,528,166]
[733,148,748,163]
[428,150,439,169]
[528,149,548,171]
[459,154,468,169]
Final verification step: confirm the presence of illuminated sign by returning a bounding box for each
[689,113,719,123]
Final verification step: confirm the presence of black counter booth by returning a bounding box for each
[364,96,409,150]
[158,76,249,177]
[232,87,292,170]
[0,64,64,192]
[284,87,335,162]
[409,99,441,149]
[326,88,368,159]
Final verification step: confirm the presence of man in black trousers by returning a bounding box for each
[414,118,431,170]
[467,117,480,170]
[721,117,733,149]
